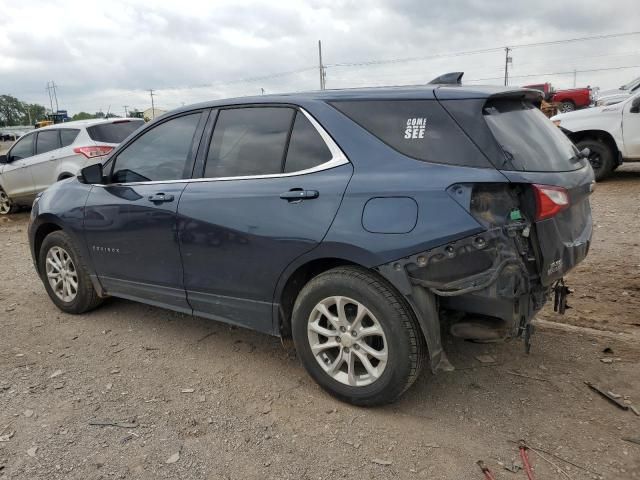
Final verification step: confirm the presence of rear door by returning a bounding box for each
[83,111,208,312]
[178,106,352,334]
[30,129,63,192]
[439,93,593,286]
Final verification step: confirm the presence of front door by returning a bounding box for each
[83,111,207,312]
[1,132,36,201]
[178,107,352,334]
[622,94,640,159]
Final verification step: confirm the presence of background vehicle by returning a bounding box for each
[0,118,143,214]
[552,92,640,180]
[524,82,595,112]
[28,83,593,405]
[596,75,640,105]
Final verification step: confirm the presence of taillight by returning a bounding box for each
[73,145,114,159]
[533,184,570,220]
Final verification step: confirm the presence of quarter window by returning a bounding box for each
[284,113,332,173]
[36,130,61,155]
[8,133,34,161]
[204,107,294,178]
[60,129,80,147]
[112,113,201,183]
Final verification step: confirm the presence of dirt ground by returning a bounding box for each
[1,159,639,479]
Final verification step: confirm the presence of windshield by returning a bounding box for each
[484,100,583,172]
[621,76,640,91]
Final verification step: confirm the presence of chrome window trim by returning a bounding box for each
[94,107,349,187]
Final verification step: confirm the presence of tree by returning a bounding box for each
[0,95,25,126]
[72,112,95,121]
[22,103,46,125]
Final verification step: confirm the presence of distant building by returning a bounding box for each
[143,107,167,121]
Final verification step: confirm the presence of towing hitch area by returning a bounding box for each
[553,278,571,314]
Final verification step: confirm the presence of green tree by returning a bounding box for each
[72,112,95,121]
[22,103,46,125]
[0,95,26,126]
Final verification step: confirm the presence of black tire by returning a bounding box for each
[576,138,615,181]
[560,100,576,113]
[38,230,103,314]
[291,266,426,406]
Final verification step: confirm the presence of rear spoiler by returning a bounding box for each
[427,72,464,85]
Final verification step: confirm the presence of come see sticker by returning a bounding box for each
[404,117,427,139]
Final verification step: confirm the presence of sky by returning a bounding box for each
[1,0,640,117]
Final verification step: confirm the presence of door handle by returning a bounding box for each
[279,189,319,201]
[148,193,175,203]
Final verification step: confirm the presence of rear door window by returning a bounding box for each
[483,100,582,172]
[330,100,490,168]
[60,129,80,147]
[204,107,294,178]
[36,130,61,154]
[87,120,144,143]
[284,112,332,173]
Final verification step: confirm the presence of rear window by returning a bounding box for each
[330,100,490,168]
[60,129,80,147]
[87,120,144,143]
[483,100,582,172]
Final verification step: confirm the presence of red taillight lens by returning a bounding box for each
[73,145,114,159]
[533,184,570,221]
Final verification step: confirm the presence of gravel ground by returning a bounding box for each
[0,156,639,479]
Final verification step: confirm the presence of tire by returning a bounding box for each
[38,230,103,314]
[576,138,615,181]
[0,188,17,215]
[291,266,426,406]
[559,101,576,113]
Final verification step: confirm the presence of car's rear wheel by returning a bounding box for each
[559,100,576,113]
[291,266,425,406]
[576,138,615,181]
[38,231,103,314]
[0,188,16,215]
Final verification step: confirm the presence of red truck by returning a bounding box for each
[523,82,594,113]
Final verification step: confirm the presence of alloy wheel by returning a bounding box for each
[0,190,12,215]
[307,296,388,387]
[45,246,79,302]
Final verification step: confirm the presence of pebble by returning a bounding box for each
[23,409,34,418]
[166,452,180,464]
[26,447,38,458]
[372,458,392,466]
[181,388,195,393]
[49,369,63,379]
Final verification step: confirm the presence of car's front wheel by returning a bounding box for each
[38,231,103,314]
[292,266,425,406]
[0,188,16,215]
[576,138,615,181]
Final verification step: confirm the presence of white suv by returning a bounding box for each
[0,118,143,214]
[551,92,640,180]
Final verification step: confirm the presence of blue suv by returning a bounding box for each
[28,79,593,405]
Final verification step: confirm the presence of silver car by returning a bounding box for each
[0,118,143,214]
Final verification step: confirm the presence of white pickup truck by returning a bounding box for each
[551,92,640,180]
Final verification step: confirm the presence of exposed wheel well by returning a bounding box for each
[568,130,620,162]
[33,223,62,272]
[278,258,359,337]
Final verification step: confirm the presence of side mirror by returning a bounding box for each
[630,97,640,114]
[0,154,8,165]
[79,163,104,184]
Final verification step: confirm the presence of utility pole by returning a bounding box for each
[123,105,129,117]
[503,47,512,86]
[573,69,577,88]
[318,40,326,90]
[148,89,156,119]
[261,88,265,95]
[46,82,54,114]
[51,81,59,112]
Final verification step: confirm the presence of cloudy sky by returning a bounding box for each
[1,0,639,116]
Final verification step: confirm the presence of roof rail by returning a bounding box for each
[427,72,464,85]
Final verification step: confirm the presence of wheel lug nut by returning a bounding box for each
[353,344,359,350]
[344,347,350,353]
[340,326,346,332]
[336,336,341,343]
[351,331,357,337]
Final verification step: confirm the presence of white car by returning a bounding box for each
[0,118,143,214]
[551,92,640,180]
[595,75,640,107]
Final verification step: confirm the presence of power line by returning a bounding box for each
[467,64,640,83]
[326,30,640,69]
